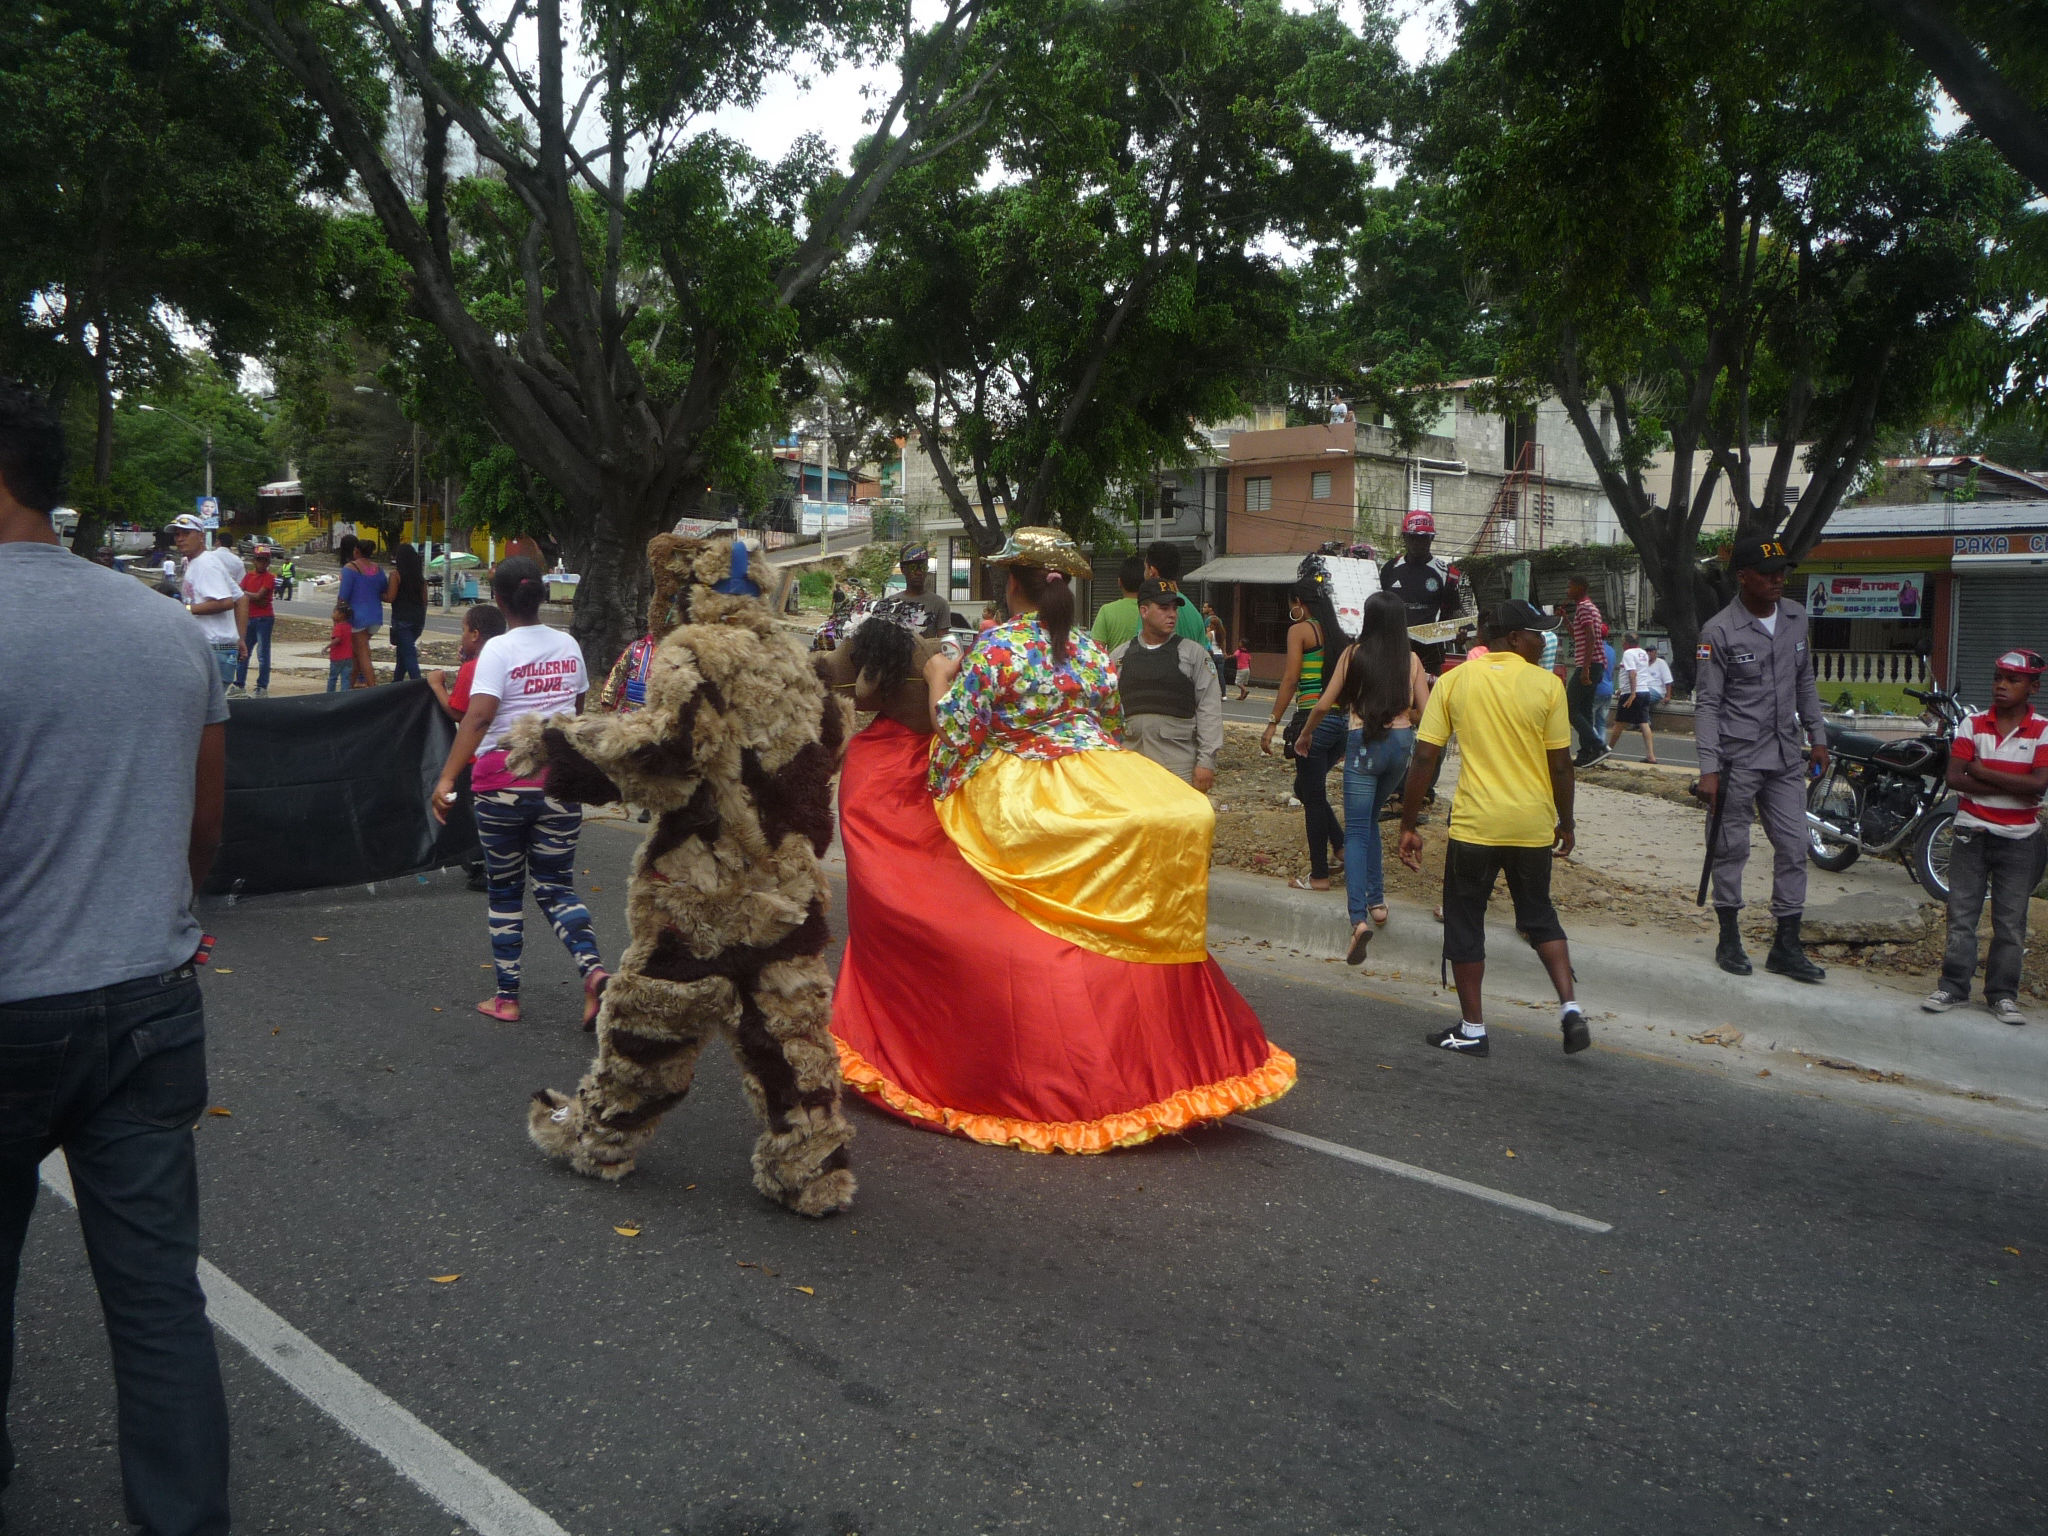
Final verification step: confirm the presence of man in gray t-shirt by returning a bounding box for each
[0,380,231,1532]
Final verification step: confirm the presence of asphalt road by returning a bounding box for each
[12,822,2041,1534]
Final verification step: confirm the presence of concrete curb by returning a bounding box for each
[1205,866,2048,1110]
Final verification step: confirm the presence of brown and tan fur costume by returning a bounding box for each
[507,534,856,1216]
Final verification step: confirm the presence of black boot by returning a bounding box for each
[1765,914,1826,983]
[1714,906,1752,976]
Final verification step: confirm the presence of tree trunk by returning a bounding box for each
[1650,545,1707,693]
[563,480,663,677]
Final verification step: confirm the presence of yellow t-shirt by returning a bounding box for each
[1416,650,1571,847]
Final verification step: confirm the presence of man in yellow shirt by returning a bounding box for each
[1398,599,1591,1058]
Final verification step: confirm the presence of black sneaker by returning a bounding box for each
[1560,1006,1591,1054]
[1425,1026,1489,1057]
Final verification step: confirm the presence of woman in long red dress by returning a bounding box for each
[829,527,1294,1153]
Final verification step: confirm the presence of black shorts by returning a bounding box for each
[1616,694,1654,725]
[1441,839,1567,964]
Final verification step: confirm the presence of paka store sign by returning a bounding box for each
[1806,572,1925,620]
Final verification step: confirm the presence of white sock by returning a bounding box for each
[1458,1021,1486,1038]
[1560,1002,1581,1022]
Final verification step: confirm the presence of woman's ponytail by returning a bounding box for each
[493,555,546,621]
[1011,566,1074,662]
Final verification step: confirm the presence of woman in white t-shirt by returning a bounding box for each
[432,557,607,1024]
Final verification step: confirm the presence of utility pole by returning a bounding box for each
[817,418,831,559]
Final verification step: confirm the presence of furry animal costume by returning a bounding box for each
[507,534,855,1216]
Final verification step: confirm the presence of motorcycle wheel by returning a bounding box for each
[1806,768,1862,872]
[1909,809,1955,902]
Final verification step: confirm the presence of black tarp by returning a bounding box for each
[204,681,482,896]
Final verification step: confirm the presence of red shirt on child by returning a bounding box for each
[446,657,479,716]
[328,621,354,661]
[241,569,276,620]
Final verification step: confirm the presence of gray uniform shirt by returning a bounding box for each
[1693,595,1825,775]
[0,542,227,1003]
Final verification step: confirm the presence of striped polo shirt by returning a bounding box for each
[1952,708,2048,838]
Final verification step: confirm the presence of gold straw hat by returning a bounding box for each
[985,525,1092,579]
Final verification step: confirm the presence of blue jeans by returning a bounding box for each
[0,969,230,1534]
[1342,727,1414,923]
[234,614,273,691]
[325,658,353,692]
[207,641,237,689]
[389,619,422,682]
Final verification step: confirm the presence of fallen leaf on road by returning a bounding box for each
[1756,1069,1771,1077]
[431,1007,442,1013]
[213,968,234,974]
[312,936,329,942]
[1690,1026,1744,1048]
[613,1226,641,1237]
[1504,1149,1516,1158]
[2006,1246,2022,1256]
[206,1107,232,1117]
[271,1027,280,1035]
[738,1261,757,1269]
[685,1184,697,1191]
[1376,1064,1392,1071]
[430,1274,461,1284]
[590,885,604,892]
[794,1285,815,1296]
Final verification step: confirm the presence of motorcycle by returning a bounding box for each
[1804,685,1965,901]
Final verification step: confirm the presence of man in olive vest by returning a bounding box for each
[1112,581,1222,791]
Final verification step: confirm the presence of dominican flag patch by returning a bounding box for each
[1697,643,1713,660]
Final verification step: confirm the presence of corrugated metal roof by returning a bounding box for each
[1183,554,1309,585]
[1822,501,2048,538]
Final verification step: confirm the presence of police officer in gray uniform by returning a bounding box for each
[1695,533,1830,981]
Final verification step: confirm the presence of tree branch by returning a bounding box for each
[1863,0,2048,194]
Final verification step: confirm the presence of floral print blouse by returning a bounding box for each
[928,616,1124,799]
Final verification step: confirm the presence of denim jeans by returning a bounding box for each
[206,642,237,690]
[1939,826,2048,1003]
[1342,727,1415,923]
[1291,710,1348,879]
[1567,668,1604,759]
[234,614,273,691]
[0,969,230,1535]
[390,619,422,683]
[326,658,353,692]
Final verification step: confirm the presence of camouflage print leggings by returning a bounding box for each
[474,789,603,999]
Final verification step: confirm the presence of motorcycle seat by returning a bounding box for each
[1828,728,1888,758]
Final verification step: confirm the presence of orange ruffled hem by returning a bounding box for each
[834,1035,1297,1155]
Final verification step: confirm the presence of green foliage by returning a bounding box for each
[1421,0,2035,681]
[0,0,361,551]
[817,0,1400,547]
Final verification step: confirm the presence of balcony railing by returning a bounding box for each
[1813,650,1929,687]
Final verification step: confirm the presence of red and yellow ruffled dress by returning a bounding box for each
[830,616,1295,1153]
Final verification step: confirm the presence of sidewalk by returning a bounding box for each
[1207,868,2048,1107]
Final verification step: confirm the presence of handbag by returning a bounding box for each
[1281,707,1310,755]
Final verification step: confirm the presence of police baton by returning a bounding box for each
[1693,773,1728,907]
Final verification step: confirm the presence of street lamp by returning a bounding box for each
[137,403,215,543]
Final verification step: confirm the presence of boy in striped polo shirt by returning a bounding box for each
[1925,649,2048,1024]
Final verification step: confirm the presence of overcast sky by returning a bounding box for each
[700,0,1452,166]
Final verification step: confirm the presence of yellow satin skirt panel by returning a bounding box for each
[933,747,1213,964]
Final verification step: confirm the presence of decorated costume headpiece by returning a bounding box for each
[985,525,1092,580]
[643,532,763,637]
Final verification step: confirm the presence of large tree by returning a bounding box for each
[1426,0,2033,682]
[0,0,351,557]
[232,0,994,669]
[1860,0,2048,195]
[817,0,1397,550]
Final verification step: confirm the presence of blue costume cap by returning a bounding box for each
[712,541,761,597]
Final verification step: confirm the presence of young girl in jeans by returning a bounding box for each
[326,600,356,692]
[1297,592,1433,963]
[432,557,607,1024]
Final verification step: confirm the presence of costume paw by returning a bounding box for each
[527,1089,639,1182]
[750,1109,855,1216]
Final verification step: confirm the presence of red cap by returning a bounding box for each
[1401,511,1436,536]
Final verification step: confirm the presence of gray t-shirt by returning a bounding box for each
[0,542,228,1003]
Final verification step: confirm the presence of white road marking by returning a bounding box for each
[38,1154,573,1536]
[1228,1117,1615,1234]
